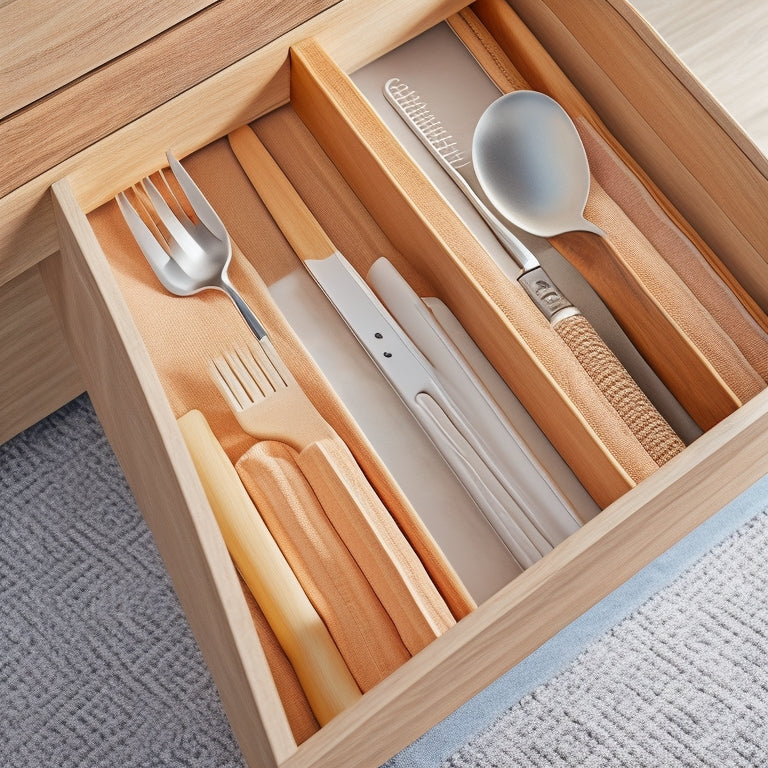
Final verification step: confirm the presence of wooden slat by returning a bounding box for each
[0,0,216,119]
[42,178,297,768]
[289,38,666,507]
[0,0,338,198]
[281,386,768,767]
[505,0,768,310]
[0,0,468,289]
[0,264,83,444]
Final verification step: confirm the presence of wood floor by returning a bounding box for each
[631,0,768,154]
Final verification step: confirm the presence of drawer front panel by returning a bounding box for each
[0,0,339,199]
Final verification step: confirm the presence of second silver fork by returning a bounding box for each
[116,151,267,339]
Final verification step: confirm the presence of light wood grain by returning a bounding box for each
[0,0,338,198]
[0,0,216,120]
[506,0,768,310]
[0,0,469,289]
[629,0,768,158]
[0,266,83,443]
[42,179,296,768]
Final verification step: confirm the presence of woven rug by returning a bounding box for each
[2,393,768,767]
[442,509,768,768]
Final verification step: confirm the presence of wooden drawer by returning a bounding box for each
[20,0,768,765]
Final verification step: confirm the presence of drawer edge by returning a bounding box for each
[42,177,297,767]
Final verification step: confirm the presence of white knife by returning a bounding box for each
[367,256,581,544]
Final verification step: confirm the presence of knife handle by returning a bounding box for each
[228,125,337,263]
[177,410,362,725]
[551,311,685,466]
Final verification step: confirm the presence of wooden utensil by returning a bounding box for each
[211,342,455,654]
[177,408,361,726]
[472,89,743,431]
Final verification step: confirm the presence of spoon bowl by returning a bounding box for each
[472,90,603,237]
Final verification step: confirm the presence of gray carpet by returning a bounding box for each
[3,394,768,767]
[0,394,245,768]
[443,510,768,767]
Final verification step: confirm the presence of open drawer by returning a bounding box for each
[41,0,768,765]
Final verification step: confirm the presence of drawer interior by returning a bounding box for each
[43,1,768,766]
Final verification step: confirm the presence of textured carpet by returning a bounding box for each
[3,394,768,767]
[443,509,768,767]
[0,394,245,768]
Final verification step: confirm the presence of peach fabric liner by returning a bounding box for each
[577,117,768,386]
[237,440,410,690]
[87,133,466,739]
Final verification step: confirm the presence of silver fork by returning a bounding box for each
[116,151,267,339]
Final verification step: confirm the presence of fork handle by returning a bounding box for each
[218,277,268,339]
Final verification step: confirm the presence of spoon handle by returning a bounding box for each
[519,265,684,465]
[552,312,685,466]
[550,230,741,430]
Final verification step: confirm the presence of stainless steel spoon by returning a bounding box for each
[472,90,603,238]
[471,90,738,430]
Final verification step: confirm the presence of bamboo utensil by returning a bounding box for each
[211,342,455,653]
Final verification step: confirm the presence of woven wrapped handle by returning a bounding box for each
[554,313,685,466]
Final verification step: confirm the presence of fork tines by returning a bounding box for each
[212,343,288,412]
